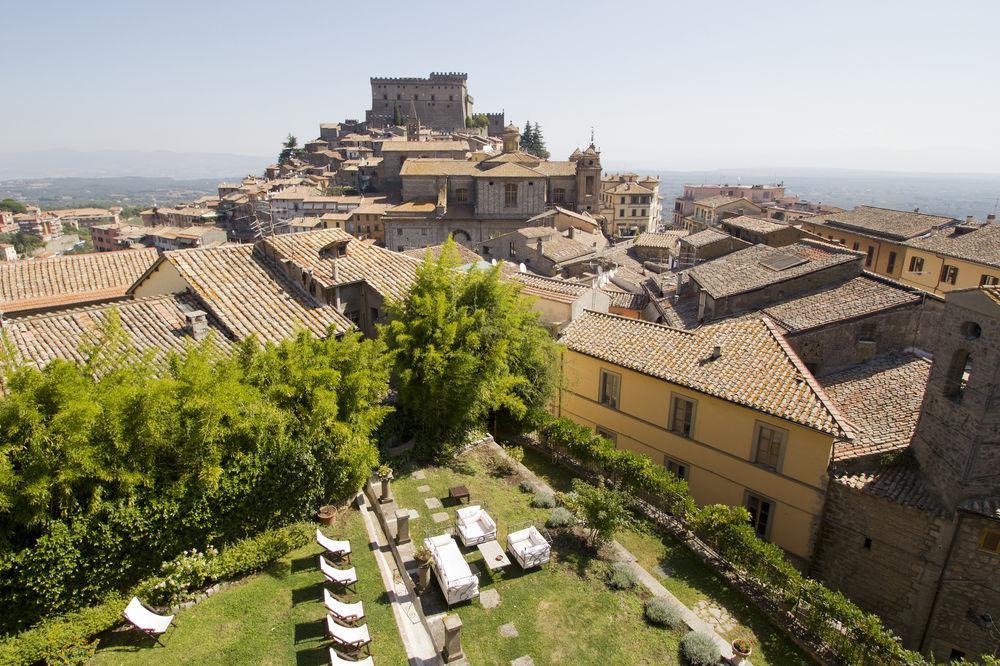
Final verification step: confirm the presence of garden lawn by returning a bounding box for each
[391,448,683,665]
[523,447,811,666]
[89,507,406,666]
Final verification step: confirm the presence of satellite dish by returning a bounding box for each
[519,262,526,273]
[491,258,497,265]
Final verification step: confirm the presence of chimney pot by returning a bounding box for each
[183,310,209,342]
[988,213,996,223]
[966,215,975,224]
[710,345,721,359]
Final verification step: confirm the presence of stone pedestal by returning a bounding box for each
[379,478,392,503]
[418,563,432,593]
[443,614,464,663]
[395,508,411,544]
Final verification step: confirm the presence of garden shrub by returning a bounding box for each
[680,631,721,665]
[545,507,575,529]
[644,597,683,628]
[518,480,535,493]
[606,562,638,591]
[530,492,556,509]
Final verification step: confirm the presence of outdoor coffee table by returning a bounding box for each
[448,485,470,503]
[476,539,511,571]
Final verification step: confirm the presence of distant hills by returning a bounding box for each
[0,177,225,208]
[0,149,270,180]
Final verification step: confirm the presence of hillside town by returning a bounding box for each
[0,71,997,666]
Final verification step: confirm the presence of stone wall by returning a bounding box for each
[475,179,546,219]
[811,480,953,648]
[789,305,923,376]
[368,73,470,131]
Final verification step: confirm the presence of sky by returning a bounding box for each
[2,0,999,173]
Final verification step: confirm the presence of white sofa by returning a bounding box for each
[424,534,479,605]
[507,526,551,569]
[456,505,497,547]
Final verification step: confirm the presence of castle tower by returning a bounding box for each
[574,141,602,213]
[501,123,520,153]
[406,101,421,141]
[910,287,1000,509]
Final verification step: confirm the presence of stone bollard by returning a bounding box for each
[395,508,411,544]
[443,614,465,663]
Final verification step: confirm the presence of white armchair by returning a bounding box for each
[455,504,497,547]
[507,526,551,569]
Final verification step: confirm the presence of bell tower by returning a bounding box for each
[910,287,1000,509]
[574,133,602,213]
[501,123,520,153]
[406,101,421,141]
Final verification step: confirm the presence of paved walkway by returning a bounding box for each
[357,491,442,665]
[486,440,746,665]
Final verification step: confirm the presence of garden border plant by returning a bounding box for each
[527,412,927,666]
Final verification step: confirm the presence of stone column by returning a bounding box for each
[395,509,410,545]
[443,614,464,663]
[379,478,391,503]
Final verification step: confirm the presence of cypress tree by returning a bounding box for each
[521,120,535,153]
[532,122,550,159]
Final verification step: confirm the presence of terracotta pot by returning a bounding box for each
[732,640,752,659]
[316,505,337,526]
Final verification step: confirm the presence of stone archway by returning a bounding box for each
[451,228,472,243]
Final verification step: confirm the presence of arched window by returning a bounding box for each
[943,349,972,400]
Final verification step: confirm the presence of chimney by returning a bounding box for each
[568,225,575,240]
[988,214,997,223]
[183,310,209,341]
[966,215,975,224]
[710,345,721,360]
[913,207,920,213]
[536,237,543,255]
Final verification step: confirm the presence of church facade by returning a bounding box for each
[383,124,604,251]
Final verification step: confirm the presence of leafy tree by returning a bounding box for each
[0,231,44,256]
[278,134,299,163]
[381,238,559,456]
[393,103,402,126]
[0,198,27,214]
[564,478,630,547]
[466,113,489,129]
[531,121,550,159]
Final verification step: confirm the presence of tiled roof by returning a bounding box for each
[399,159,478,177]
[821,353,930,461]
[906,222,1000,268]
[722,215,787,235]
[958,496,1000,520]
[983,285,1000,306]
[819,206,955,241]
[634,231,688,251]
[1,293,231,369]
[689,240,862,299]
[695,195,753,209]
[162,244,353,343]
[0,248,159,314]
[762,275,921,333]
[381,140,470,152]
[559,311,849,436]
[608,181,654,195]
[473,162,545,178]
[682,228,731,248]
[403,243,482,265]
[531,161,578,177]
[261,229,420,301]
[603,286,648,310]
[542,235,594,264]
[510,273,590,304]
[835,465,946,515]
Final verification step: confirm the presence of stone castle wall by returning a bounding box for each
[367,72,470,131]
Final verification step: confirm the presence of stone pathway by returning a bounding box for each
[432,512,450,523]
[417,484,431,493]
[499,622,518,638]
[479,588,501,609]
[424,497,443,510]
[412,470,426,480]
[511,656,534,666]
[694,599,738,635]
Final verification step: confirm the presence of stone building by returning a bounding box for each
[601,173,661,238]
[812,286,1000,661]
[672,183,785,226]
[382,124,604,251]
[365,72,504,133]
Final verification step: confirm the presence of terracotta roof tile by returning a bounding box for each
[835,465,946,515]
[0,248,159,314]
[511,273,590,304]
[559,311,849,436]
[906,222,1000,268]
[818,205,955,241]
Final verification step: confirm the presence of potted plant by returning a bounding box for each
[316,505,337,526]
[377,464,394,503]
[732,637,753,659]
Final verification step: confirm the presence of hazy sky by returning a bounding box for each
[3,0,999,173]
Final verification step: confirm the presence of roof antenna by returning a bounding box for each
[590,126,595,145]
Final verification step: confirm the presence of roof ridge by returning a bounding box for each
[575,308,697,336]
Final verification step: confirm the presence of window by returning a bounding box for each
[865,246,874,267]
[745,493,773,539]
[852,241,860,251]
[370,307,380,323]
[620,197,626,204]
[980,528,1000,554]
[641,209,646,217]
[396,228,402,235]
[664,457,689,480]
[941,264,959,285]
[668,395,696,438]
[553,188,565,202]
[909,256,924,273]
[943,349,972,400]
[504,183,518,207]
[886,251,897,273]
[596,426,617,444]
[980,274,999,286]
[585,176,594,195]
[619,209,625,217]
[455,187,469,203]
[509,241,516,257]
[598,369,621,410]
[631,209,636,217]
[752,422,786,471]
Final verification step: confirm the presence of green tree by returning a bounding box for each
[278,134,299,163]
[564,478,630,547]
[0,198,27,214]
[393,103,403,126]
[531,121,550,159]
[0,232,44,256]
[521,120,536,153]
[381,238,559,456]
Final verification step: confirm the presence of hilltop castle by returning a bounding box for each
[365,72,504,135]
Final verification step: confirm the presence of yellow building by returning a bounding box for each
[557,311,850,561]
[347,203,390,245]
[799,206,1000,295]
[600,173,661,237]
[684,196,764,232]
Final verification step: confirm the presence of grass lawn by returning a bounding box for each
[90,508,407,666]
[391,447,683,665]
[522,447,811,666]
